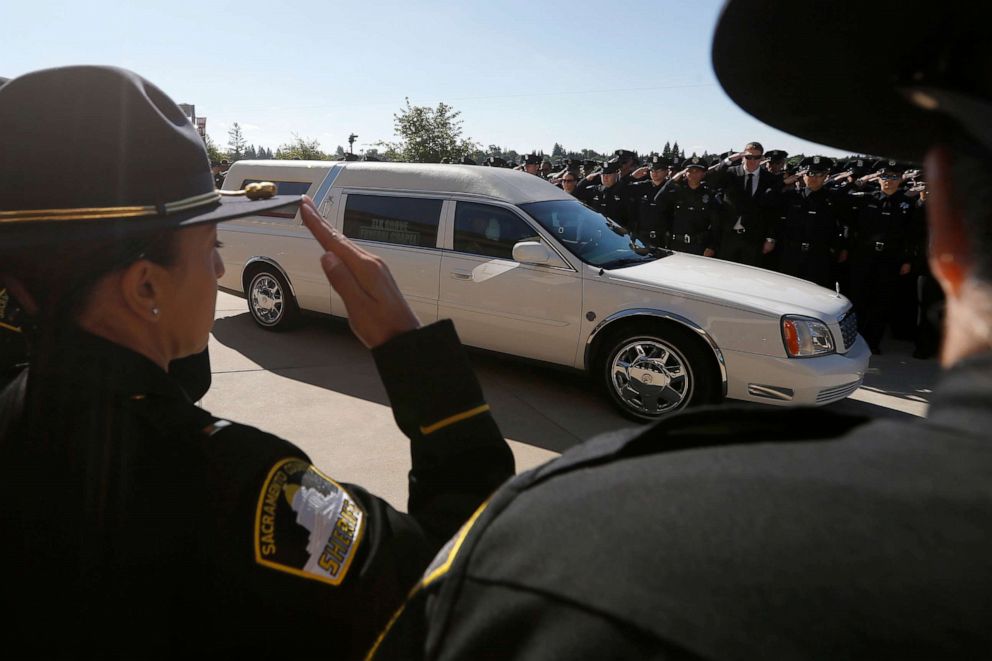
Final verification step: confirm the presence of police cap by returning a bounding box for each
[871,158,907,174]
[485,156,508,168]
[458,155,477,165]
[765,149,788,162]
[682,156,707,170]
[649,155,672,170]
[523,154,542,165]
[601,160,621,175]
[798,156,834,173]
[712,2,992,163]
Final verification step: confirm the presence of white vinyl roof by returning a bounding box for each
[231,160,574,205]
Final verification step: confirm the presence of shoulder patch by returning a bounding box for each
[420,499,490,589]
[254,458,366,586]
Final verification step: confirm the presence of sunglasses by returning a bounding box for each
[879,174,901,180]
[743,155,762,160]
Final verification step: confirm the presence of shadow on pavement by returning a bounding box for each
[210,312,633,454]
[211,313,939,452]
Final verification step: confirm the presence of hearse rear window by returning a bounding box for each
[240,179,312,218]
[343,194,442,248]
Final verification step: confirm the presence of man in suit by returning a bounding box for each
[707,141,782,265]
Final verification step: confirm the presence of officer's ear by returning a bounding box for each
[924,144,973,299]
[118,259,171,324]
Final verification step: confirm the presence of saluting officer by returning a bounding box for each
[626,155,672,246]
[774,156,847,287]
[656,156,724,256]
[575,159,631,228]
[521,153,542,176]
[707,141,783,265]
[846,159,923,353]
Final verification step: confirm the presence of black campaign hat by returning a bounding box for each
[712,2,992,163]
[0,66,299,242]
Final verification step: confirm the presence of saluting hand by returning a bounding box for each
[300,196,421,348]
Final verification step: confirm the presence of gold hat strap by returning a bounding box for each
[0,182,278,225]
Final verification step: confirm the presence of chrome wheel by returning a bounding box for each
[249,273,285,326]
[609,338,694,417]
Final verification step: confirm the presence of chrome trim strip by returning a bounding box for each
[747,384,795,401]
[584,308,728,397]
[243,256,297,298]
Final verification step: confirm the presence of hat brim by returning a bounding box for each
[1,194,301,249]
[711,1,965,163]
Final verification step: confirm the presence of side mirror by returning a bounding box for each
[512,240,552,265]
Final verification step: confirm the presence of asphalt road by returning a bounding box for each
[202,291,941,513]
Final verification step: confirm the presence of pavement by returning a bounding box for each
[202,291,941,513]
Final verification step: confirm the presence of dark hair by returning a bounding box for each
[0,224,180,440]
[745,141,764,153]
[1,224,179,328]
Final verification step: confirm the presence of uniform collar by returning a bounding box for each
[34,327,188,402]
[926,350,992,436]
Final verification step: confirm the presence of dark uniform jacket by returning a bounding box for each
[0,320,514,658]
[656,181,723,254]
[776,187,847,287]
[706,163,781,242]
[575,181,630,228]
[371,351,992,660]
[0,287,27,389]
[626,178,668,242]
[846,189,921,264]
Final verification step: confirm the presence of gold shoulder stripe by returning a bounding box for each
[419,403,491,436]
[421,499,489,588]
[365,499,491,661]
[0,321,22,333]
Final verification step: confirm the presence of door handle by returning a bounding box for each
[450,270,473,280]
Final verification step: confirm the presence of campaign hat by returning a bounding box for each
[0,66,299,243]
[712,1,991,162]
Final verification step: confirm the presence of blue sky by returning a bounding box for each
[5,0,848,158]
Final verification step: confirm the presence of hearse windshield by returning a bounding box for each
[519,199,669,269]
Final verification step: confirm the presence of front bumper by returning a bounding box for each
[723,335,871,406]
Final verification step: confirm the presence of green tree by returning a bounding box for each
[275,133,328,160]
[378,98,478,163]
[227,122,246,161]
[551,143,565,158]
[662,141,672,160]
[671,141,682,161]
[244,144,257,160]
[204,133,224,164]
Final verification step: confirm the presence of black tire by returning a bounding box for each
[244,265,301,331]
[599,321,719,422]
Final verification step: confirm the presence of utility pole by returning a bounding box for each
[348,133,358,154]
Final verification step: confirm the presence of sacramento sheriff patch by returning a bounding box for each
[254,458,365,586]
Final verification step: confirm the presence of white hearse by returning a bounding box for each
[217,160,870,421]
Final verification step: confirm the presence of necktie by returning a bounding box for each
[746,173,754,197]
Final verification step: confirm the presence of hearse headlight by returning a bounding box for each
[781,315,835,358]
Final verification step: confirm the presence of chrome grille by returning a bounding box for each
[839,309,858,351]
[816,379,862,404]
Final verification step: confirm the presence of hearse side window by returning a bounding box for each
[343,194,442,248]
[453,202,540,260]
[241,179,312,219]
